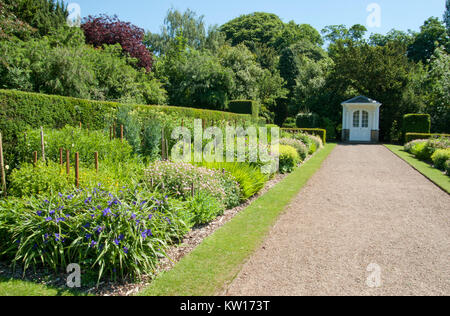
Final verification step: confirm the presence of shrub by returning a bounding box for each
[402,114,431,136]
[280,138,308,161]
[282,128,327,145]
[16,126,133,168]
[0,189,189,282]
[296,113,320,128]
[8,159,144,198]
[279,145,300,174]
[187,192,224,227]
[404,139,427,153]
[198,162,267,201]
[432,149,450,171]
[410,138,449,161]
[405,133,450,143]
[228,100,260,118]
[144,161,240,209]
[446,160,450,175]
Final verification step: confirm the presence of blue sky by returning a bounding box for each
[66,0,446,35]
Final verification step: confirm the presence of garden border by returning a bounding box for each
[138,143,336,296]
[385,145,450,194]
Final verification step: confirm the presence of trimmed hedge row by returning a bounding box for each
[403,114,431,135]
[0,89,259,166]
[405,133,450,144]
[228,100,260,118]
[282,128,327,145]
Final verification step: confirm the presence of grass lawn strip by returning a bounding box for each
[385,144,450,194]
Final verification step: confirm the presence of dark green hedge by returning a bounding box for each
[403,114,431,136]
[228,100,259,118]
[405,133,450,144]
[296,113,320,128]
[282,128,327,145]
[0,89,256,168]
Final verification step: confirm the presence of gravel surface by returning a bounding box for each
[224,145,450,296]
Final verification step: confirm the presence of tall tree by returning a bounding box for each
[81,15,153,72]
[0,0,34,39]
[7,0,67,36]
[445,0,450,33]
[407,17,449,63]
[220,12,285,50]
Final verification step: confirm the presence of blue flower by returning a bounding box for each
[83,223,90,228]
[113,239,120,246]
[90,240,98,248]
[49,210,55,215]
[148,214,153,220]
[102,208,112,217]
[37,211,43,217]
[96,226,104,234]
[85,234,92,240]
[44,200,50,204]
[131,214,137,220]
[123,247,128,254]
[118,234,125,241]
[45,217,52,222]
[55,233,61,241]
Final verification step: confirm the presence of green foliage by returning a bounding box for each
[279,145,300,174]
[446,0,450,33]
[282,128,327,145]
[0,0,35,40]
[228,100,259,117]
[9,0,68,36]
[220,12,285,50]
[187,192,224,227]
[0,189,189,282]
[0,27,167,104]
[280,138,308,161]
[144,161,241,209]
[405,133,450,143]
[296,113,320,128]
[407,137,450,162]
[16,126,133,167]
[431,148,450,171]
[157,49,233,110]
[446,160,450,175]
[407,17,449,64]
[197,162,267,201]
[402,114,431,136]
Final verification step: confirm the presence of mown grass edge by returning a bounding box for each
[385,144,450,194]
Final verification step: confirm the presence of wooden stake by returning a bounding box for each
[109,126,113,141]
[94,152,99,173]
[79,122,82,129]
[40,127,45,162]
[120,125,124,142]
[0,132,6,198]
[161,128,166,160]
[75,152,79,188]
[191,182,195,198]
[66,150,70,175]
[166,139,169,161]
[59,148,63,166]
[33,151,38,167]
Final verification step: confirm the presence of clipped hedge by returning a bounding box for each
[405,133,450,144]
[282,128,327,145]
[0,89,257,167]
[403,114,431,136]
[228,100,260,118]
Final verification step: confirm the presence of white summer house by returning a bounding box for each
[341,96,382,143]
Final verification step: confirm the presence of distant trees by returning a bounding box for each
[445,0,450,33]
[82,15,153,72]
[407,17,449,63]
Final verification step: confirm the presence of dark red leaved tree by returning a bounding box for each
[81,14,152,72]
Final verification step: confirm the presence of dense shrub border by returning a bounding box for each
[282,128,327,145]
[405,133,450,144]
[0,89,258,167]
[139,143,336,296]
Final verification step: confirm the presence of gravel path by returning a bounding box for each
[225,145,450,296]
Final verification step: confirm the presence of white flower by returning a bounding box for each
[5,165,9,170]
